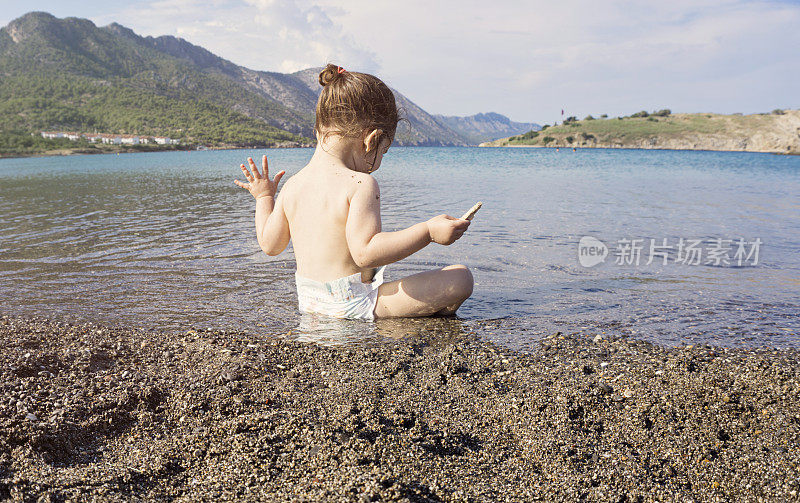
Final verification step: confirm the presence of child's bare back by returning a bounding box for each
[235,65,473,321]
[281,156,376,282]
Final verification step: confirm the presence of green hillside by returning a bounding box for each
[485,110,800,154]
[0,73,305,144]
[0,12,312,155]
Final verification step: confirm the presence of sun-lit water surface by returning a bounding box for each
[0,147,798,349]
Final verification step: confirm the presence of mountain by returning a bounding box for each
[434,112,540,144]
[482,110,800,154]
[0,12,308,147]
[0,12,470,148]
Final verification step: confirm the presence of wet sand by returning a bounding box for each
[1,314,799,501]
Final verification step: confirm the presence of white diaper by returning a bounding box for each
[294,266,386,321]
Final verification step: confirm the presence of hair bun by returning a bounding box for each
[319,63,343,87]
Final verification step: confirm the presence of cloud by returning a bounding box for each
[103,0,378,73]
[308,0,800,120]
[15,0,797,121]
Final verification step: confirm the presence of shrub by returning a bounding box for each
[580,132,595,141]
[541,124,549,130]
[565,136,575,143]
[520,130,539,140]
[542,136,555,145]
[617,117,623,120]
[584,115,595,121]
[631,110,649,118]
[653,109,671,117]
[563,116,578,123]
[647,117,657,122]
[772,109,785,115]
[600,114,608,118]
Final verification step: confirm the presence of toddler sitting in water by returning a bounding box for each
[234,64,473,321]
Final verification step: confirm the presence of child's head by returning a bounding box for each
[315,64,399,162]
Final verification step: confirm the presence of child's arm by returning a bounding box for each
[345,176,470,268]
[235,156,290,256]
[254,192,290,255]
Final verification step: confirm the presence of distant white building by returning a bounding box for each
[119,135,140,145]
[100,134,121,145]
[153,137,181,145]
[41,131,179,146]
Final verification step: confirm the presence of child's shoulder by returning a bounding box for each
[317,163,379,195]
[282,165,378,197]
[347,171,379,199]
[348,170,378,187]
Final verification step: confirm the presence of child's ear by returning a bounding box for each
[364,129,383,153]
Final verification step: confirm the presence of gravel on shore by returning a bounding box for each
[1,314,799,502]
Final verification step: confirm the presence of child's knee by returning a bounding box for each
[444,264,473,298]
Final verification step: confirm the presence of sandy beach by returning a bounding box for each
[1,314,798,501]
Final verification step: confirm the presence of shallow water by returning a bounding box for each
[0,147,798,348]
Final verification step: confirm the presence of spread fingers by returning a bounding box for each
[240,164,254,181]
[248,157,262,179]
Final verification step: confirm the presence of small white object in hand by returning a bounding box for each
[461,201,482,221]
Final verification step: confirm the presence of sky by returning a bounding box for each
[1,0,798,124]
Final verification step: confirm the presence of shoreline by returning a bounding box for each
[1,314,798,501]
[0,144,312,160]
[3,143,798,160]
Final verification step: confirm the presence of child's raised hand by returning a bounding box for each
[234,155,285,200]
[427,214,470,245]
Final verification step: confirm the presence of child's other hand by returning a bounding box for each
[234,155,285,200]
[427,215,470,245]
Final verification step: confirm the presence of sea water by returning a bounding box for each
[0,147,798,348]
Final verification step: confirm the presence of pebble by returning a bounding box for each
[221,369,240,382]
[1,315,797,502]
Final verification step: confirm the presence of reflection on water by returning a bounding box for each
[0,147,799,348]
[290,314,474,347]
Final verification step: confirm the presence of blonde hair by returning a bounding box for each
[315,64,400,148]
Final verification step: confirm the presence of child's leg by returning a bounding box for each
[373,264,473,318]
